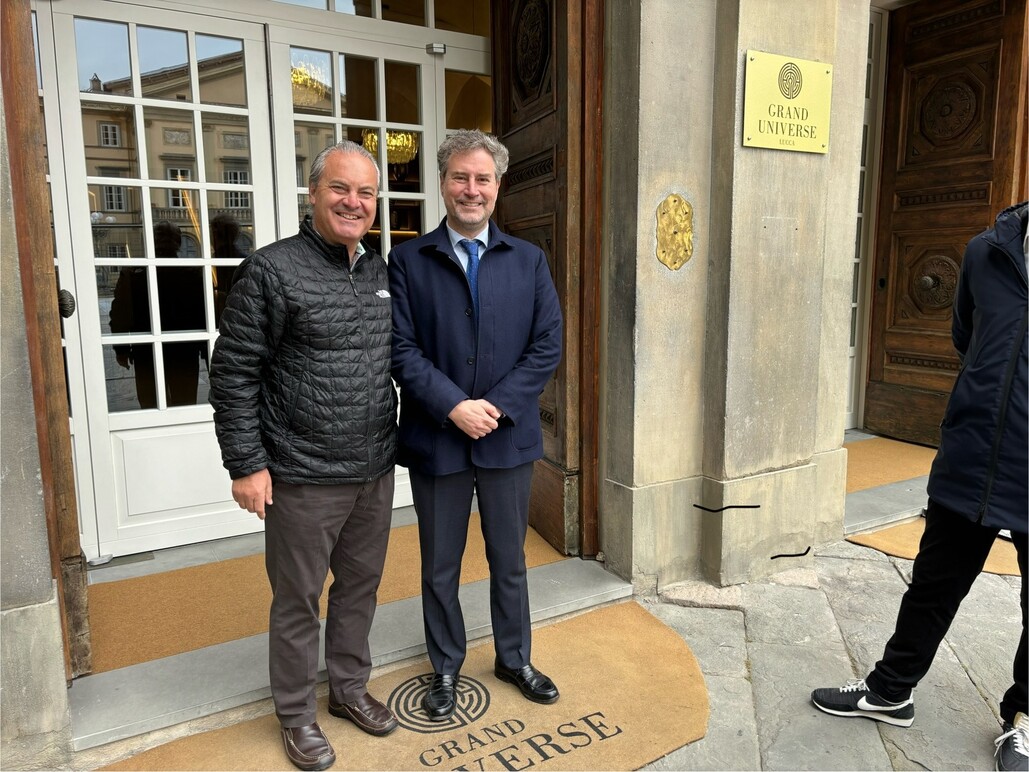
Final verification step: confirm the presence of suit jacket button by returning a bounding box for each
[465,308,472,316]
[467,357,475,365]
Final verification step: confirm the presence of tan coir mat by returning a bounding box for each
[103,601,708,771]
[88,515,566,673]
[848,517,1019,576]
[844,437,937,493]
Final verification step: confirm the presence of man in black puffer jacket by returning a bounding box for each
[812,203,1028,771]
[210,141,398,771]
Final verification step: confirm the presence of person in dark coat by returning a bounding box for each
[389,129,563,720]
[110,220,206,408]
[812,202,1028,772]
[209,141,399,771]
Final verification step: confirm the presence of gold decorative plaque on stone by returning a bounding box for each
[656,194,694,271]
[743,50,833,154]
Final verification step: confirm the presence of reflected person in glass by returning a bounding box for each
[110,220,205,408]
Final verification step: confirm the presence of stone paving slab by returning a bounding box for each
[944,570,1022,723]
[645,602,748,679]
[660,580,744,611]
[749,641,892,770]
[874,638,1001,771]
[815,553,909,628]
[820,552,1011,771]
[741,584,844,649]
[654,532,1021,772]
[816,539,893,563]
[643,675,759,771]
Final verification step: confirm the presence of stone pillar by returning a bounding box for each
[600,0,868,588]
[0,77,73,769]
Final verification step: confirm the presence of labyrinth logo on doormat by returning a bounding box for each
[388,674,491,733]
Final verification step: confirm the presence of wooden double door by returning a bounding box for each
[865,0,1028,446]
[492,0,603,557]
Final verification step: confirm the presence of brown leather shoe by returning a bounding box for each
[328,691,399,736]
[280,722,335,771]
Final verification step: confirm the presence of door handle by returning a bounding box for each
[57,289,76,318]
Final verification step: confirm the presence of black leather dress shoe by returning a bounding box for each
[280,722,336,771]
[328,691,398,736]
[423,673,458,720]
[494,661,559,704]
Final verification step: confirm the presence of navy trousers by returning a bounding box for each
[410,462,534,675]
[866,498,1028,723]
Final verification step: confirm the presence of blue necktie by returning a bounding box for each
[460,239,480,316]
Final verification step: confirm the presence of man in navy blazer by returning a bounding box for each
[389,129,563,720]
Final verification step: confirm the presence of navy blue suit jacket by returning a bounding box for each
[389,219,563,475]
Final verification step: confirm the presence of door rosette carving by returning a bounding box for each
[912,254,958,310]
[921,80,976,143]
[514,0,548,97]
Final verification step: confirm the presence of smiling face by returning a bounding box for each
[440,148,500,238]
[308,151,379,251]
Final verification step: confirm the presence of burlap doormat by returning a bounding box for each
[88,516,566,673]
[847,517,1019,576]
[844,437,936,493]
[103,601,708,771]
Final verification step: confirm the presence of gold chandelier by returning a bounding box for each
[362,129,419,165]
[290,63,330,107]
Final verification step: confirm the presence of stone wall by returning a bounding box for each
[600,0,867,588]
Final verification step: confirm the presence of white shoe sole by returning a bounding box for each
[813,701,914,727]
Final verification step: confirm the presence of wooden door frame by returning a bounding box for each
[2,0,82,679]
[577,0,603,557]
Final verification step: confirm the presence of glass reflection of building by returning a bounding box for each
[84,49,255,271]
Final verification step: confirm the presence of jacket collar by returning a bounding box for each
[420,218,513,261]
[987,203,1028,287]
[299,216,374,267]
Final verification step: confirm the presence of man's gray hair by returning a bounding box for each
[309,140,380,189]
[437,129,510,180]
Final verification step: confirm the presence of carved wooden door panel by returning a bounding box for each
[864,0,1027,446]
[491,0,602,555]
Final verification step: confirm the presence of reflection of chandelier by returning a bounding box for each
[362,129,419,165]
[291,63,331,107]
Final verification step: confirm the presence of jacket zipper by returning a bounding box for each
[346,257,376,480]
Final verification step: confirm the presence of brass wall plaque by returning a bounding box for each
[656,194,694,270]
[743,50,833,154]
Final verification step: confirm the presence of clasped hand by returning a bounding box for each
[449,399,502,440]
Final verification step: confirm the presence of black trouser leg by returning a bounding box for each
[999,530,1028,724]
[866,500,997,703]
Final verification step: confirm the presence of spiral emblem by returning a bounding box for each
[778,62,803,100]
[386,674,491,734]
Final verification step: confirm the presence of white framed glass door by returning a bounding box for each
[47,0,274,559]
[36,0,492,559]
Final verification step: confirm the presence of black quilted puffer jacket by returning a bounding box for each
[209,217,397,484]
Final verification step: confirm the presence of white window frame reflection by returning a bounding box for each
[223,169,251,209]
[99,122,122,147]
[167,167,193,208]
[102,185,126,211]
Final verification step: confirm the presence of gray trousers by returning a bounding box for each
[264,471,394,727]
